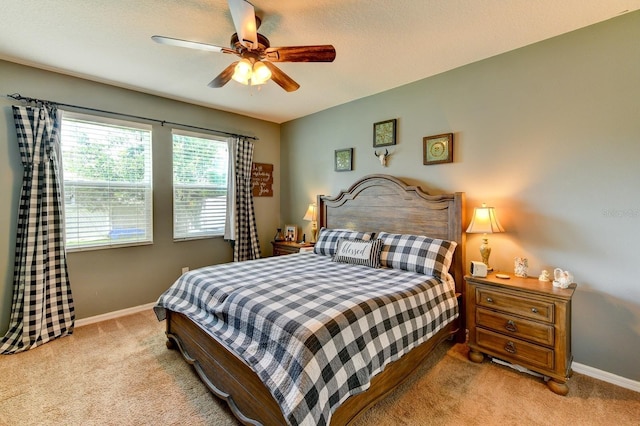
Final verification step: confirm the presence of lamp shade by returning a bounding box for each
[303,203,318,243]
[303,203,317,222]
[466,203,504,234]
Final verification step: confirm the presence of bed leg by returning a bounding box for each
[166,337,177,350]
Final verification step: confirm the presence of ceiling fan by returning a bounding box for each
[152,0,336,92]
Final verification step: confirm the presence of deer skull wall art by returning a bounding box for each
[374,149,391,167]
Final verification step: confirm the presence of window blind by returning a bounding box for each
[172,130,229,240]
[60,112,153,250]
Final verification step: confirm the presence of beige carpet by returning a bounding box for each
[0,310,638,425]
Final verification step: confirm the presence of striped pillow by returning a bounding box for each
[332,238,383,268]
[377,232,457,279]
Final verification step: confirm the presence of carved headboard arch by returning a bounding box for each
[318,174,466,290]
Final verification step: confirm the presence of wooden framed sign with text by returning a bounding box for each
[251,163,274,196]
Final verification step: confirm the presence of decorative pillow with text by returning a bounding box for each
[332,238,382,268]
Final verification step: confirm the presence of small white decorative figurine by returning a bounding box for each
[538,270,550,282]
[552,268,573,289]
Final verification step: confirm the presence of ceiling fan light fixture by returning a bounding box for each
[153,0,334,92]
[232,58,253,85]
[251,61,272,85]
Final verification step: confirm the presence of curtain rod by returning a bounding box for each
[6,93,259,141]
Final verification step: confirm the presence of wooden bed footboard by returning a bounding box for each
[166,311,284,425]
[166,310,460,426]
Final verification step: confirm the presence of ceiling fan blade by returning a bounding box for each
[264,45,336,62]
[208,62,238,88]
[228,0,258,49]
[262,62,300,92]
[152,35,234,54]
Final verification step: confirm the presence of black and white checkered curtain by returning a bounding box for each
[0,105,75,354]
[227,137,261,262]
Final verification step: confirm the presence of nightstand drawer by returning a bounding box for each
[476,308,554,346]
[273,245,299,256]
[476,288,554,323]
[476,328,555,370]
[271,241,315,256]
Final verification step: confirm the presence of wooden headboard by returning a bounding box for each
[318,174,466,293]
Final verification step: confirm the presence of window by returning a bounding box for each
[60,112,153,250]
[172,130,229,240]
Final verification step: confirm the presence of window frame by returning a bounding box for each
[172,129,229,241]
[60,110,154,252]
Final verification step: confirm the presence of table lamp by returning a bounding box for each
[303,203,318,242]
[465,203,504,271]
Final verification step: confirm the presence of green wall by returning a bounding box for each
[281,12,640,380]
[0,61,281,326]
[2,11,639,383]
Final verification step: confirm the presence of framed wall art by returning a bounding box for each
[373,119,397,147]
[335,148,353,172]
[423,133,453,165]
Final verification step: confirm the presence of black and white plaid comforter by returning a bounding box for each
[154,252,458,426]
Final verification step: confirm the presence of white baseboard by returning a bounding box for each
[572,362,640,393]
[75,302,156,328]
[75,304,640,394]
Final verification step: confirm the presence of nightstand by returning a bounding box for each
[465,273,576,395]
[271,241,314,256]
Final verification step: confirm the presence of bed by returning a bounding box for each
[154,174,466,425]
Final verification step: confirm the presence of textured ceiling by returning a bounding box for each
[1,1,638,123]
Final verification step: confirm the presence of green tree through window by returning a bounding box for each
[172,131,228,240]
[61,113,153,249]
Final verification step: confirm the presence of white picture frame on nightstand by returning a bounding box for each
[284,224,297,242]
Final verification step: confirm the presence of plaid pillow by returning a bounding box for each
[377,232,457,279]
[313,228,374,256]
[332,238,383,268]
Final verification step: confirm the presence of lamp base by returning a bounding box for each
[479,238,493,272]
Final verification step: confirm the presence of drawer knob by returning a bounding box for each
[505,320,518,332]
[504,341,517,354]
[531,308,538,314]
[486,297,494,303]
